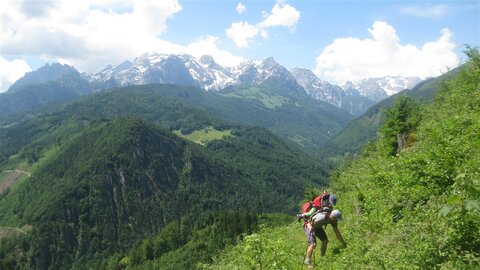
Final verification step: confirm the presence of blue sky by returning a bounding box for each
[0,0,479,92]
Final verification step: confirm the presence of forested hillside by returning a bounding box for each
[0,106,326,268]
[201,48,480,269]
[0,80,353,155]
[219,80,353,151]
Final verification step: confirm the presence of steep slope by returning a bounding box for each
[204,48,480,270]
[324,50,480,269]
[218,80,354,151]
[0,117,326,269]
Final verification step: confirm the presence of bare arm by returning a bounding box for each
[333,225,347,247]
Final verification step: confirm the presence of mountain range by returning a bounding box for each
[86,52,421,108]
[341,76,422,102]
[2,52,422,118]
[86,53,301,92]
[0,52,430,155]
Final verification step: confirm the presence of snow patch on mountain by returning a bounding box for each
[291,68,375,115]
[87,53,299,92]
[342,76,421,102]
[85,52,391,115]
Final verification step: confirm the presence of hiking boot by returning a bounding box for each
[304,258,313,268]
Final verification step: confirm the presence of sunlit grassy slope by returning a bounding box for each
[173,126,233,145]
[205,48,480,270]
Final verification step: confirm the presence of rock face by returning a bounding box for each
[342,76,422,102]
[8,63,83,92]
[86,53,379,114]
[87,53,303,92]
[290,68,376,115]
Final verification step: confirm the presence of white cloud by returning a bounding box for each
[236,3,246,14]
[0,57,32,92]
[315,21,459,83]
[226,22,260,48]
[226,0,300,47]
[0,0,184,72]
[187,36,245,67]
[400,4,449,19]
[259,1,300,29]
[0,0,243,91]
[0,0,246,89]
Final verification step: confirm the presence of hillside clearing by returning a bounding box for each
[173,127,233,145]
[0,169,31,194]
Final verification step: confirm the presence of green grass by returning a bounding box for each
[205,220,348,269]
[287,134,309,147]
[222,87,289,109]
[173,127,233,145]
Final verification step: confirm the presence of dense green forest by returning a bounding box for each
[0,80,353,156]
[0,113,326,268]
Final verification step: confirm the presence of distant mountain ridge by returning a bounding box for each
[86,52,303,92]
[87,52,422,111]
[290,68,376,115]
[342,76,422,102]
[0,63,93,114]
[4,52,423,117]
[7,63,83,93]
[324,65,463,157]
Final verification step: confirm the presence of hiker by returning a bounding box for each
[296,194,346,268]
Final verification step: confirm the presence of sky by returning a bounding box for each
[0,0,479,92]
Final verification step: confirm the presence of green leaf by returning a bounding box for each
[446,194,462,205]
[465,200,480,213]
[438,205,454,217]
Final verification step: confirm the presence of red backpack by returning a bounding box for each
[312,193,332,211]
[301,201,313,213]
[301,193,335,214]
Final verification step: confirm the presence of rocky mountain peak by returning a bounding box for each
[8,63,81,92]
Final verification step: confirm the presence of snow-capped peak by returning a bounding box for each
[88,53,302,91]
[291,68,347,108]
[341,76,421,101]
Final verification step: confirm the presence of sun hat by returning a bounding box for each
[331,209,343,221]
